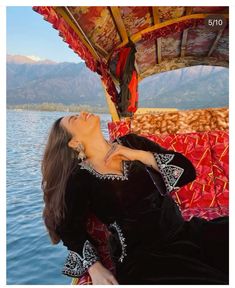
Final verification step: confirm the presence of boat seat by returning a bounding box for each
[72,128,229,285]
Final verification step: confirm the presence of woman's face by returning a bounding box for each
[61,111,100,141]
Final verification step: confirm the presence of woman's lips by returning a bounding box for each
[86,113,93,120]
[81,112,89,120]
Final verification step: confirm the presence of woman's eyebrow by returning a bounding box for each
[68,116,75,123]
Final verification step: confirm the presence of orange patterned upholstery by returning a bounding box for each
[73,122,229,285]
[130,107,228,135]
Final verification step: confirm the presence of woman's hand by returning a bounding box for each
[104,143,140,164]
[104,143,159,171]
[88,261,119,285]
[104,143,160,172]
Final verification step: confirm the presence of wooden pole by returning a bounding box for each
[101,81,120,122]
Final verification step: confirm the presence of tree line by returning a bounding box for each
[7,102,110,113]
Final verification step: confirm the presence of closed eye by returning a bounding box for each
[68,114,82,123]
[68,116,76,123]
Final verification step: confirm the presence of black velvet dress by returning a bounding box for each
[57,133,229,284]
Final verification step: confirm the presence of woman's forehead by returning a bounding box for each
[60,116,70,127]
[61,115,78,126]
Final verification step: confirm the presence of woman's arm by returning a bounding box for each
[133,150,160,172]
[108,133,197,194]
[105,145,160,171]
[57,171,118,284]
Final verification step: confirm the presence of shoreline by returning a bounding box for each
[7,103,109,114]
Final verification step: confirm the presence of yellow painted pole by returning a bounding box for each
[101,81,120,122]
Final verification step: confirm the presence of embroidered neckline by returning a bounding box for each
[79,159,129,181]
[78,136,129,181]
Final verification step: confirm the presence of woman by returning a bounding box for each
[41,111,229,285]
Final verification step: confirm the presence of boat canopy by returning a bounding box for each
[33,6,229,118]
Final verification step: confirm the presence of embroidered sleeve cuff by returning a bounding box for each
[62,240,100,278]
[152,152,184,193]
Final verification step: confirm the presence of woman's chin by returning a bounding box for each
[88,114,100,131]
[94,114,100,123]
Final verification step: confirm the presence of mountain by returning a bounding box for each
[139,66,228,109]
[7,55,36,64]
[7,55,104,105]
[7,54,56,65]
[7,54,229,109]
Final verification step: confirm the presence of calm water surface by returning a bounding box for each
[7,110,112,284]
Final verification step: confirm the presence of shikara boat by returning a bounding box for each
[34,6,229,284]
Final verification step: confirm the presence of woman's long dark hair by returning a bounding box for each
[41,117,77,244]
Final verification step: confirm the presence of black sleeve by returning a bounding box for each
[56,171,99,278]
[117,133,197,194]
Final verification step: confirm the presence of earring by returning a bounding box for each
[75,143,86,161]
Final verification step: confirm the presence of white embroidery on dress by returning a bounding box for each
[153,153,184,193]
[62,240,99,277]
[79,159,129,181]
[109,221,127,263]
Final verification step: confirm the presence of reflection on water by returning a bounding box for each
[7,110,111,284]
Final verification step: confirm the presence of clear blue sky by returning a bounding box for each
[7,6,82,63]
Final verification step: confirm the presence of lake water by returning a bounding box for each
[6,110,112,285]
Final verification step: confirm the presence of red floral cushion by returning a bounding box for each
[108,120,130,141]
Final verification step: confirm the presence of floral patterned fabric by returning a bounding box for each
[108,119,131,141]
[34,6,229,103]
[68,7,121,54]
[140,56,228,78]
[130,107,228,135]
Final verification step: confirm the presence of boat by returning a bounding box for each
[33,6,229,285]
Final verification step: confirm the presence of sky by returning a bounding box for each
[7,6,83,63]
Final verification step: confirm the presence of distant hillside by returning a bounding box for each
[7,54,56,65]
[139,67,228,109]
[7,55,104,105]
[7,54,229,109]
